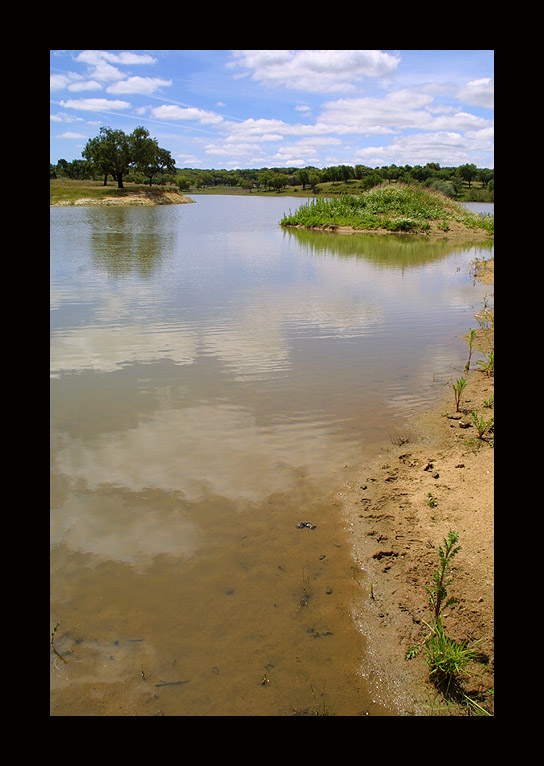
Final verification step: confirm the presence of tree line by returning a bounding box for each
[50,126,493,199]
[174,163,493,198]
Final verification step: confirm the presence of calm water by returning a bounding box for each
[50,195,493,716]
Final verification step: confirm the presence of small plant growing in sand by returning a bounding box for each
[477,351,494,377]
[424,620,479,692]
[451,377,467,412]
[427,492,439,508]
[470,411,494,440]
[423,531,479,692]
[464,329,476,373]
[427,530,460,620]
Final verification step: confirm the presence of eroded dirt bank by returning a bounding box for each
[51,190,195,206]
[339,258,494,716]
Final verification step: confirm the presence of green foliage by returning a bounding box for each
[451,377,467,412]
[427,492,438,508]
[427,530,461,620]
[51,160,494,205]
[477,350,494,377]
[470,411,494,440]
[423,531,479,692]
[279,185,493,235]
[81,125,174,189]
[464,328,476,372]
[424,618,479,688]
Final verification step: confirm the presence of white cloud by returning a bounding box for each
[50,74,71,90]
[229,49,400,93]
[56,132,87,139]
[107,76,172,95]
[50,112,84,123]
[74,50,156,66]
[67,80,102,92]
[354,129,493,167]
[316,90,434,135]
[151,104,224,125]
[457,78,494,109]
[59,98,131,112]
[313,89,492,138]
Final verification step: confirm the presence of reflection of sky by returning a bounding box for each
[51,485,200,568]
[53,403,355,503]
[50,244,488,382]
[51,199,493,565]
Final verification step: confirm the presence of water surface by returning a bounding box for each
[50,195,493,715]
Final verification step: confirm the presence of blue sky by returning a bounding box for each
[50,50,494,170]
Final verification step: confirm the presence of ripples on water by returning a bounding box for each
[50,196,493,716]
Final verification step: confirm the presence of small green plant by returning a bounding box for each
[477,350,494,377]
[451,377,467,412]
[405,644,420,660]
[51,621,61,645]
[427,492,438,508]
[482,396,494,408]
[424,618,479,691]
[427,530,460,620]
[470,411,494,440]
[422,531,480,693]
[464,329,476,373]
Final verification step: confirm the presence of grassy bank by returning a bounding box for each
[50,179,193,206]
[280,185,494,237]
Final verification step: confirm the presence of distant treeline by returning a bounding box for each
[50,160,494,201]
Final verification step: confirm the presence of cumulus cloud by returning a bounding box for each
[457,78,494,109]
[74,50,157,66]
[151,104,224,125]
[354,128,493,167]
[67,80,102,92]
[107,76,172,95]
[228,49,401,93]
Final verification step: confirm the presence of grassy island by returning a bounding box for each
[50,179,194,207]
[280,184,494,239]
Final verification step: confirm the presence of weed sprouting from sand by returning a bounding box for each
[451,377,467,412]
[464,329,476,373]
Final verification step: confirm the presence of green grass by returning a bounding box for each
[50,178,188,205]
[280,184,494,236]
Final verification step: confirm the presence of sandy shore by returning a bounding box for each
[339,258,494,716]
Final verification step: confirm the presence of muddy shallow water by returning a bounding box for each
[50,196,493,715]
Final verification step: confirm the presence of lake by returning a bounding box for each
[50,194,494,716]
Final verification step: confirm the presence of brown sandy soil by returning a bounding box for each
[339,257,494,716]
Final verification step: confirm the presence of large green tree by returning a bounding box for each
[82,126,132,188]
[129,126,175,186]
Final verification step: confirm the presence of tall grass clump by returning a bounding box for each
[280,183,493,236]
[405,531,483,707]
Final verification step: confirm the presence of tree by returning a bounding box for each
[129,126,175,186]
[82,126,131,188]
[176,174,191,192]
[296,168,309,190]
[458,163,478,188]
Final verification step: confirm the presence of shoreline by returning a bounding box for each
[50,190,195,207]
[282,220,494,243]
[340,258,494,715]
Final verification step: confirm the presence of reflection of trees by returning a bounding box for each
[283,226,494,271]
[86,207,177,278]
